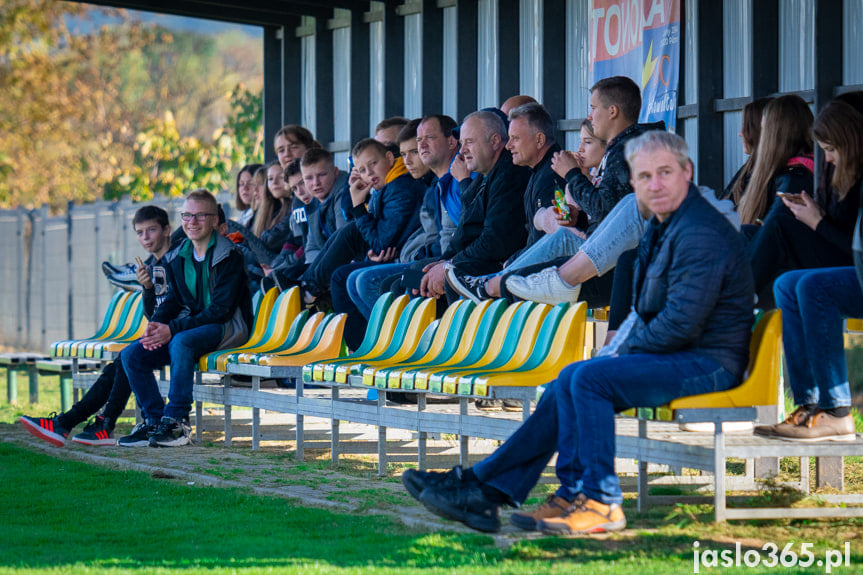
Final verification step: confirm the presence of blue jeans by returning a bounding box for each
[773,267,863,409]
[122,323,224,423]
[472,352,737,505]
[347,262,410,319]
[502,228,585,274]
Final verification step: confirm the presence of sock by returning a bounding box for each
[461,467,478,483]
[823,406,851,418]
[558,274,576,289]
[803,403,818,414]
[479,482,511,504]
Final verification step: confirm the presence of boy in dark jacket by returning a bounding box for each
[300,138,426,303]
[120,189,251,448]
[19,205,175,447]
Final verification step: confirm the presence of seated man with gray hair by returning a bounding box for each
[402,131,754,535]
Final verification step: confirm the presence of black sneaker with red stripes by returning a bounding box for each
[72,415,116,446]
[19,413,69,447]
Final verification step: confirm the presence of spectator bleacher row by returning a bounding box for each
[11,75,863,528]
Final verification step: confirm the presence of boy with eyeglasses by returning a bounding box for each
[119,189,252,448]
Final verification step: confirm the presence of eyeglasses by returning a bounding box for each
[180,212,216,222]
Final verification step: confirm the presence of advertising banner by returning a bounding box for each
[589,0,681,131]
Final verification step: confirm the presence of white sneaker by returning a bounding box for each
[505,267,581,305]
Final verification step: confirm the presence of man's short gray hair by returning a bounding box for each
[508,102,555,144]
[463,110,509,143]
[624,131,689,170]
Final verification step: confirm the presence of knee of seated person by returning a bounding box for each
[168,330,195,352]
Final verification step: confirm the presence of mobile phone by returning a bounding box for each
[777,192,805,204]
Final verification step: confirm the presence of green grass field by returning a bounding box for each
[2,367,863,574]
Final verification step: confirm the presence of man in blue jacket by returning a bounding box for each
[403,131,754,535]
[119,189,252,448]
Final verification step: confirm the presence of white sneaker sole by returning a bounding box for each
[72,436,117,447]
[777,433,857,443]
[444,265,481,304]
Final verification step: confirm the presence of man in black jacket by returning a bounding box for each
[420,110,531,298]
[403,132,754,536]
[120,189,251,448]
[446,102,566,301]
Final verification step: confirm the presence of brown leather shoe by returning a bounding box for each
[510,493,583,531]
[538,497,626,535]
[753,405,811,438]
[773,410,857,442]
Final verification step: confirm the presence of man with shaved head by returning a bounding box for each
[501,94,538,116]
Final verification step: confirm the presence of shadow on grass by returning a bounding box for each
[0,442,701,573]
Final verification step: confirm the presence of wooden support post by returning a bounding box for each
[816,457,844,491]
[296,376,304,461]
[417,394,427,470]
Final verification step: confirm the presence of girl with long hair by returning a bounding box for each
[755,98,863,442]
[749,97,863,305]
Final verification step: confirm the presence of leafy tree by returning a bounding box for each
[0,1,262,210]
[101,84,263,202]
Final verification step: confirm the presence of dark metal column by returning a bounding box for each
[751,0,778,98]
[421,0,443,115]
[350,7,371,145]
[456,0,478,120]
[282,16,302,126]
[542,0,566,143]
[384,2,405,118]
[695,1,724,192]
[497,0,519,103]
[314,17,335,147]
[263,26,284,163]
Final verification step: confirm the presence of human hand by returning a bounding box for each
[260,263,273,277]
[781,192,823,230]
[551,150,582,179]
[135,256,153,289]
[140,322,171,350]
[450,153,470,181]
[349,175,372,207]
[368,247,398,262]
[418,261,447,298]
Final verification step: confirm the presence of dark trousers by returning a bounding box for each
[302,222,368,296]
[748,200,852,308]
[331,260,378,350]
[55,358,132,430]
[607,249,637,331]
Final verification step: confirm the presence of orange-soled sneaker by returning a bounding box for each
[537,497,626,536]
[19,413,69,447]
[510,493,583,531]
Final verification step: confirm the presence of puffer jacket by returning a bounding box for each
[443,149,532,275]
[617,185,754,380]
[565,121,666,233]
[350,172,426,253]
[151,233,252,351]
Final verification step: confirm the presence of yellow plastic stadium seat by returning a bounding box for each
[262,313,347,366]
[256,312,327,365]
[319,294,411,382]
[669,309,782,411]
[468,302,588,396]
[197,287,283,371]
[213,288,301,371]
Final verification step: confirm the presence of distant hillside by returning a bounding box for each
[65,5,262,38]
